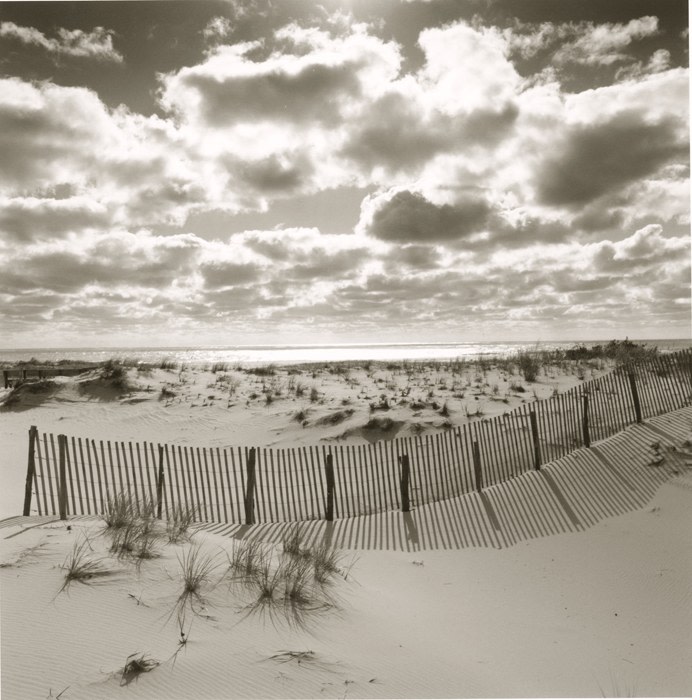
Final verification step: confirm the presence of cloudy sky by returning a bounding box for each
[0,0,689,348]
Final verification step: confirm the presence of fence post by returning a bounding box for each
[156,444,165,519]
[325,452,335,522]
[582,393,591,448]
[244,447,256,525]
[58,434,68,520]
[529,409,542,470]
[472,440,483,492]
[3,370,8,389]
[627,370,642,423]
[23,425,38,516]
[399,454,410,512]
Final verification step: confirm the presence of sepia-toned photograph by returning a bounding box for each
[0,1,690,698]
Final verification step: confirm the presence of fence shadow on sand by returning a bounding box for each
[197,409,692,551]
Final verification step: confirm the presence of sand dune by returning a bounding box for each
[1,360,691,698]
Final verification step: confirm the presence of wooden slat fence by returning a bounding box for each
[22,349,692,523]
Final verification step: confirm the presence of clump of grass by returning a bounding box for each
[102,491,137,530]
[282,527,310,559]
[315,409,355,426]
[119,653,159,686]
[309,386,320,403]
[227,539,267,581]
[100,359,129,390]
[293,408,309,424]
[247,365,276,376]
[173,545,221,626]
[311,542,346,587]
[59,536,112,593]
[159,386,177,401]
[109,519,160,563]
[166,503,196,543]
[516,351,540,383]
[363,416,396,431]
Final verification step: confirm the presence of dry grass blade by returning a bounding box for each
[119,653,159,686]
[59,536,113,593]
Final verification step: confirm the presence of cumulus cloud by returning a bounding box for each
[160,24,401,128]
[0,10,688,342]
[504,16,659,67]
[535,110,687,207]
[0,21,123,62]
[359,189,492,244]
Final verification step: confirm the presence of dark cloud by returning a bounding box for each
[173,58,362,126]
[288,247,366,280]
[0,235,201,294]
[0,197,110,242]
[200,261,261,289]
[342,93,517,174]
[536,110,687,207]
[366,190,490,243]
[239,154,311,193]
[387,244,442,270]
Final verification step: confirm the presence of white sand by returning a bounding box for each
[1,361,691,698]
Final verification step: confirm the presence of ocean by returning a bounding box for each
[0,339,688,367]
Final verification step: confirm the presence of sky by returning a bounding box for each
[0,0,689,348]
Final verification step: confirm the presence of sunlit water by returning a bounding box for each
[0,339,687,367]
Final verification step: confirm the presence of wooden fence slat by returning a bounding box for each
[58,434,67,520]
[35,430,48,516]
[23,426,38,516]
[325,451,335,522]
[65,437,78,515]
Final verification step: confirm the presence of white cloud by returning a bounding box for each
[0,21,123,62]
[553,16,659,66]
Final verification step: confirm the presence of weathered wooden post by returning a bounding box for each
[529,409,542,470]
[3,370,9,389]
[472,440,483,492]
[58,434,68,520]
[627,370,642,423]
[23,425,38,516]
[244,447,256,525]
[156,444,165,519]
[325,452,335,522]
[582,393,591,448]
[399,454,410,512]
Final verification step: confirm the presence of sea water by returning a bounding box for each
[0,339,688,367]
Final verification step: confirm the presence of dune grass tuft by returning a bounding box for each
[166,503,197,543]
[119,653,160,686]
[59,536,112,593]
[172,545,222,627]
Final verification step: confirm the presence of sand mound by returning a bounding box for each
[0,379,60,411]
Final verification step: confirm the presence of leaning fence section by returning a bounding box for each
[23,349,692,524]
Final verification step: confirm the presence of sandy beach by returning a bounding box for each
[1,355,691,699]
